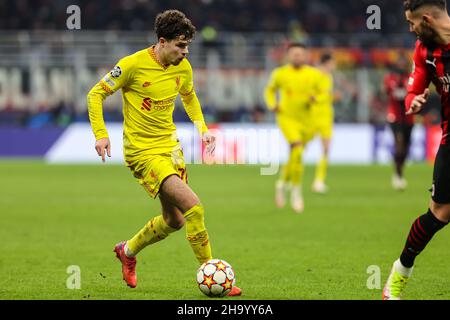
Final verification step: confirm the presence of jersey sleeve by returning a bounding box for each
[179,62,208,134]
[86,55,135,140]
[405,41,431,110]
[264,68,280,111]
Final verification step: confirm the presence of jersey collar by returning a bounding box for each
[148,45,169,70]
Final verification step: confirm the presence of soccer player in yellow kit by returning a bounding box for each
[264,43,323,213]
[86,10,241,296]
[310,53,337,194]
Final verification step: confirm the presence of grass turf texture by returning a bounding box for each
[1,160,450,300]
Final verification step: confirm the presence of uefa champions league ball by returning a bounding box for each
[196,259,236,297]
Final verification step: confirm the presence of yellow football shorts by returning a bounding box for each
[126,148,187,198]
[276,114,314,145]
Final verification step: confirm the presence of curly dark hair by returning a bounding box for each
[154,10,196,41]
[403,0,446,11]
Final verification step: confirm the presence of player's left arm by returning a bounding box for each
[180,63,215,154]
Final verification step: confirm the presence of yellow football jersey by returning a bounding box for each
[312,70,333,109]
[264,64,323,122]
[311,70,334,138]
[87,46,208,160]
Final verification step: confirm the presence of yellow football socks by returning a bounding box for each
[289,145,304,185]
[280,162,291,183]
[184,204,213,264]
[125,204,212,264]
[280,144,305,185]
[126,214,177,256]
[315,157,328,183]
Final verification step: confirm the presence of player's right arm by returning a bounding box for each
[264,68,281,113]
[405,41,432,115]
[86,55,135,162]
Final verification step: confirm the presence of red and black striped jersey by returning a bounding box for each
[384,71,414,125]
[406,39,450,145]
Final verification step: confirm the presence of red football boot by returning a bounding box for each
[113,241,137,288]
[227,286,242,296]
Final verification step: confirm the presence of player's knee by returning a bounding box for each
[290,143,304,162]
[182,196,200,212]
[172,216,186,230]
[290,141,303,150]
[429,203,450,223]
[164,214,185,230]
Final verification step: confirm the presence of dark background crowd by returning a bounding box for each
[0,0,407,34]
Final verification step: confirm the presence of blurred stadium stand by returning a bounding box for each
[0,0,409,35]
[0,0,437,129]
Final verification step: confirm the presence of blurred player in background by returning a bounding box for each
[86,9,241,296]
[264,43,323,213]
[384,55,414,191]
[383,0,450,300]
[310,53,337,194]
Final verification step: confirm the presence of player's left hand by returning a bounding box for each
[202,131,216,156]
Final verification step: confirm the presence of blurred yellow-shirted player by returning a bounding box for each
[264,43,323,213]
[86,9,241,296]
[310,53,337,194]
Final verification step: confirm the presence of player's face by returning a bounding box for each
[161,36,190,66]
[405,10,438,46]
[287,47,307,68]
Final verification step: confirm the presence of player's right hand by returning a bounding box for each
[273,105,280,113]
[406,88,429,115]
[95,137,111,163]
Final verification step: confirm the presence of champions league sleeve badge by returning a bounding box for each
[110,66,122,78]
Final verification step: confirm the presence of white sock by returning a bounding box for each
[394,259,413,277]
[124,242,135,258]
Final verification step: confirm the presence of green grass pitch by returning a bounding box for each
[1,160,449,300]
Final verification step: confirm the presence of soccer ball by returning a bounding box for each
[196,259,236,297]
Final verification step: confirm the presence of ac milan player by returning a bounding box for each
[384,56,415,190]
[383,0,450,300]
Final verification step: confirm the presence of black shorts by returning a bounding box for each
[431,144,450,204]
[390,122,413,146]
